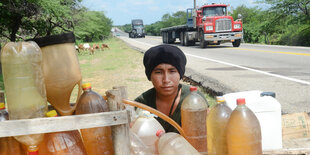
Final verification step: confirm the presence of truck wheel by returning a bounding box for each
[184,32,189,46]
[168,32,174,44]
[184,32,195,46]
[162,32,168,43]
[162,32,166,43]
[232,39,241,47]
[189,41,196,46]
[180,32,185,46]
[199,32,207,48]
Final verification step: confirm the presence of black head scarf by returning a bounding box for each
[143,45,187,80]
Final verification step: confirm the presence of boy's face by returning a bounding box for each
[151,63,180,97]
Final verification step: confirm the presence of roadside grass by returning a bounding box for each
[0,37,215,108]
[74,37,216,107]
[72,37,153,102]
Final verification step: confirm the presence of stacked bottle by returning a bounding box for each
[75,83,114,155]
[34,32,83,116]
[156,130,200,155]
[226,98,262,155]
[130,110,165,154]
[0,103,26,155]
[181,86,208,154]
[1,41,48,154]
[129,131,155,155]
[38,110,87,155]
[207,96,232,155]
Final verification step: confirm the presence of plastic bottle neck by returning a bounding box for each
[156,130,165,138]
[27,146,39,155]
[83,88,92,92]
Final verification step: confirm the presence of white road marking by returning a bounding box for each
[121,37,310,85]
[186,53,310,85]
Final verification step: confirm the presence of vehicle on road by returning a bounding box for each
[129,19,145,38]
[161,1,243,48]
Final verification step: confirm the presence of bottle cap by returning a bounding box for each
[46,110,58,117]
[189,86,197,92]
[82,83,92,90]
[0,103,5,110]
[27,146,39,155]
[236,98,246,105]
[216,96,225,103]
[156,129,165,137]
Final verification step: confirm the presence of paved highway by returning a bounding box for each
[115,29,310,114]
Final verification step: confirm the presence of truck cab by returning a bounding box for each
[129,19,145,38]
[160,3,243,48]
[196,4,243,47]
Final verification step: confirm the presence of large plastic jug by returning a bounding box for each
[0,103,26,155]
[223,90,282,150]
[129,131,155,155]
[130,110,165,154]
[207,96,232,155]
[38,110,87,155]
[31,32,82,116]
[1,41,48,154]
[181,86,208,154]
[75,83,114,155]
[156,130,200,155]
[226,98,262,155]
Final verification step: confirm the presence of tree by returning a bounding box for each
[74,11,112,42]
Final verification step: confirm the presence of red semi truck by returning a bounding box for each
[160,2,243,48]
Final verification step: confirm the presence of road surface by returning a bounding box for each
[115,29,310,114]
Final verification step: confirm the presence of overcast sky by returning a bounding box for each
[81,0,263,25]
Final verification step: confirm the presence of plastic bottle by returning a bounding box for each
[0,103,8,121]
[0,103,26,155]
[32,32,82,116]
[1,41,48,155]
[123,99,184,136]
[38,110,87,155]
[207,96,232,155]
[226,98,262,155]
[156,130,200,155]
[75,83,114,155]
[181,86,208,154]
[129,131,155,155]
[130,110,165,154]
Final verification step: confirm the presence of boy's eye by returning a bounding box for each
[170,69,178,73]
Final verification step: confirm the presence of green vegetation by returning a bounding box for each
[231,0,310,46]
[75,37,153,100]
[119,0,310,46]
[0,0,112,43]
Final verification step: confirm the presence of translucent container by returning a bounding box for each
[207,96,232,155]
[38,110,87,155]
[129,131,155,155]
[226,98,262,155]
[0,103,25,155]
[223,90,282,150]
[75,83,114,155]
[156,130,200,155]
[1,41,48,154]
[181,86,208,154]
[130,110,165,154]
[32,32,82,116]
[0,103,8,121]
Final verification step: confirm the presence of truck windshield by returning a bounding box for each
[134,25,144,28]
[203,6,226,17]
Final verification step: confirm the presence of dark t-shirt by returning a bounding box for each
[134,84,208,133]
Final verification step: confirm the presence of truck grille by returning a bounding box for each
[215,18,232,32]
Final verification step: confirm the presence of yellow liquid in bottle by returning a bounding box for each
[226,104,262,155]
